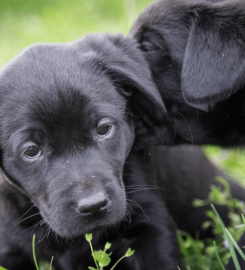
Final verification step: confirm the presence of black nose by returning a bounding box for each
[77,192,109,216]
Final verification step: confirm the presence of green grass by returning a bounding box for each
[0,0,152,68]
[178,178,245,270]
[1,1,245,269]
[203,146,245,186]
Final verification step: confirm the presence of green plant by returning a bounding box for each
[33,235,40,270]
[177,177,245,270]
[85,233,135,270]
[32,235,54,270]
[211,204,242,270]
[193,177,245,243]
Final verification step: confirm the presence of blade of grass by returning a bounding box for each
[211,204,241,270]
[32,234,40,270]
[50,256,54,270]
[225,229,245,261]
[0,266,7,270]
[242,214,245,225]
[235,225,245,229]
[110,255,126,270]
[213,241,225,270]
[176,232,189,258]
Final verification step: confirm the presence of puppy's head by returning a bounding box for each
[130,0,245,145]
[133,0,245,112]
[0,34,165,238]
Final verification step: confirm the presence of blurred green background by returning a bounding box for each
[0,0,151,67]
[0,0,245,186]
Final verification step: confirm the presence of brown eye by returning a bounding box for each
[24,146,41,159]
[97,125,112,137]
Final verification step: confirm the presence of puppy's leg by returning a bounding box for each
[110,201,182,270]
[149,145,245,238]
[119,153,182,270]
[0,252,35,270]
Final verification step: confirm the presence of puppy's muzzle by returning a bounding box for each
[77,191,109,218]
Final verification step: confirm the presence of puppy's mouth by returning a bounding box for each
[41,212,125,239]
[38,196,126,239]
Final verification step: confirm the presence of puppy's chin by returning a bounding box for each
[40,202,127,239]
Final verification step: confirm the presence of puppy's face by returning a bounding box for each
[0,34,165,238]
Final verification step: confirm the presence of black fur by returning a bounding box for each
[130,0,245,148]
[149,145,245,238]
[1,4,244,268]
[0,149,183,270]
[0,34,180,270]
[130,1,245,268]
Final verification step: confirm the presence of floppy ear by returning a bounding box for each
[82,33,166,124]
[181,8,245,111]
[104,34,167,123]
[80,34,166,147]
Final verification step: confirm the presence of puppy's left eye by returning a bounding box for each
[97,124,112,137]
[23,146,41,159]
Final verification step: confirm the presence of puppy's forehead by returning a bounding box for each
[0,38,127,142]
[0,37,122,104]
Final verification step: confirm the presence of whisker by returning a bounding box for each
[125,185,160,188]
[125,184,164,191]
[36,222,49,242]
[127,199,150,220]
[18,219,43,236]
[31,219,45,235]
[12,212,40,229]
[12,205,35,228]
[123,111,138,119]
[36,227,50,245]
[126,187,161,194]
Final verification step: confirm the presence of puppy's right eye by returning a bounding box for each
[23,146,41,159]
[97,124,112,137]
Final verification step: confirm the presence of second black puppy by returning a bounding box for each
[130,0,245,148]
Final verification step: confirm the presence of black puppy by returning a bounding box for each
[0,31,243,270]
[129,0,245,269]
[0,34,182,270]
[130,0,245,148]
